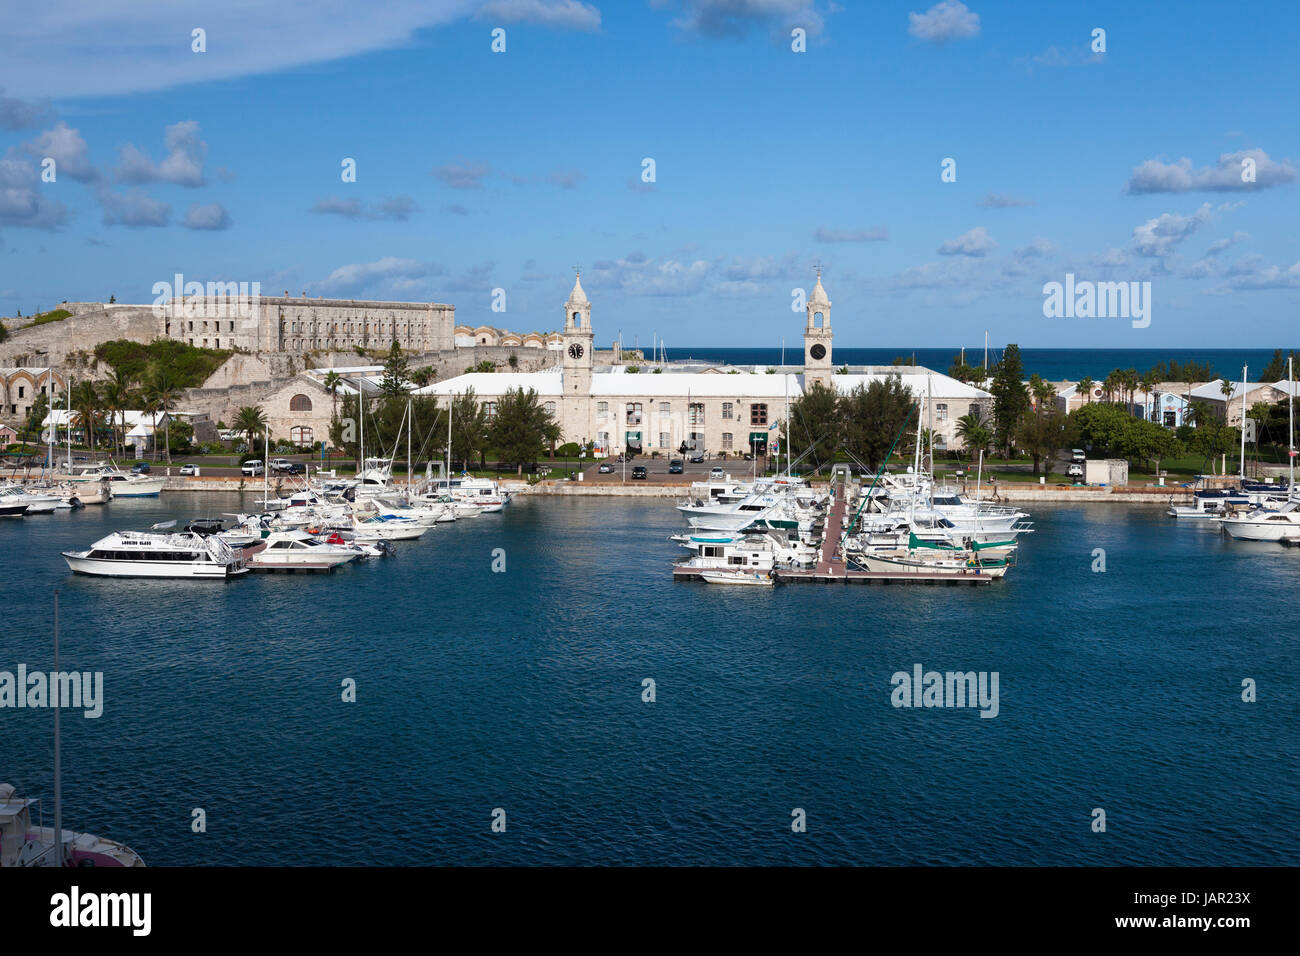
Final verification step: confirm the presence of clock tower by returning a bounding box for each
[562,271,595,442]
[803,268,833,389]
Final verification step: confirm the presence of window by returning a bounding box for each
[722,402,733,419]
[750,404,768,426]
[659,432,670,449]
[291,426,313,444]
[544,401,557,417]
[597,401,609,417]
[484,402,497,419]
[688,402,704,426]
[935,403,948,421]
[659,402,671,414]
[722,432,733,450]
[597,431,610,451]
[625,402,642,425]
[17,386,24,398]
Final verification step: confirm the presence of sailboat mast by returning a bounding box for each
[53,591,63,866]
[1239,364,1248,478]
[1289,356,1295,493]
[67,377,73,473]
[407,397,412,494]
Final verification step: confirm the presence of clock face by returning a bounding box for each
[568,343,584,359]
[809,343,827,360]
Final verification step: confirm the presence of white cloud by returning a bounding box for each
[0,1,478,98]
[431,160,492,190]
[658,0,829,39]
[0,156,69,228]
[114,120,208,187]
[183,202,231,230]
[475,0,601,31]
[1126,149,1297,193]
[937,225,996,257]
[908,1,979,43]
[1205,231,1250,256]
[0,88,52,130]
[310,195,420,220]
[1130,203,1212,258]
[814,226,888,243]
[313,256,441,296]
[976,193,1032,209]
[588,253,711,296]
[20,122,98,183]
[98,188,171,228]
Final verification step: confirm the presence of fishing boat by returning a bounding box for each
[65,462,166,497]
[852,548,1011,578]
[0,784,145,867]
[672,530,818,570]
[62,526,248,578]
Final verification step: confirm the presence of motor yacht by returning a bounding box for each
[62,530,248,578]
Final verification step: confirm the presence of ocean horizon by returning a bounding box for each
[659,348,1294,383]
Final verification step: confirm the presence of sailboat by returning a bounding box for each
[1221,357,1300,542]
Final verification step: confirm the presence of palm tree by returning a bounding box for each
[100,369,133,459]
[1077,376,1094,406]
[145,370,181,463]
[1139,369,1159,421]
[71,380,101,453]
[323,371,342,421]
[234,406,268,457]
[955,409,992,460]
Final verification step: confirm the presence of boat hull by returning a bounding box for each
[62,553,245,578]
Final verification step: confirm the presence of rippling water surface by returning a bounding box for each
[3,492,1297,865]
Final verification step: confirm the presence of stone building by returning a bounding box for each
[418,272,992,456]
[0,367,68,422]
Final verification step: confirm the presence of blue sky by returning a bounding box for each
[1,0,1298,349]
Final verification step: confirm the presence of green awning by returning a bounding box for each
[748,432,768,443]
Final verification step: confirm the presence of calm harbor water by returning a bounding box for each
[3,491,1297,866]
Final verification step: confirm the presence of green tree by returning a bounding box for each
[1076,376,1094,405]
[234,405,268,457]
[785,381,841,474]
[449,388,489,470]
[840,373,916,471]
[488,387,558,475]
[100,368,134,458]
[380,340,410,396]
[71,380,101,452]
[145,370,181,463]
[1016,404,1067,476]
[955,408,992,459]
[24,392,50,441]
[990,344,1029,455]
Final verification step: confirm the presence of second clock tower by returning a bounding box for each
[803,268,833,389]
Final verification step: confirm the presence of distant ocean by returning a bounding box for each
[661,348,1290,383]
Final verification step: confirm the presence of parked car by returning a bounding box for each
[241,460,264,476]
[598,462,614,474]
[1071,448,1086,463]
[269,457,293,473]
[743,452,755,461]
[631,465,647,480]
[130,461,151,475]
[1067,463,1085,479]
[688,453,705,464]
[283,462,306,475]
[178,463,199,476]
[709,466,725,479]
[668,459,684,474]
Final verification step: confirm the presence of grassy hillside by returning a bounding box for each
[29,308,72,326]
[94,339,233,388]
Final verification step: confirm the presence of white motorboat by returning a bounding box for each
[0,483,61,514]
[1219,497,1300,542]
[424,474,511,512]
[62,529,248,578]
[673,530,818,570]
[66,462,166,497]
[0,783,145,867]
[350,512,429,541]
[249,529,359,567]
[853,550,1010,578]
[700,568,775,586]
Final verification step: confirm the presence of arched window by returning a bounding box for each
[813,311,824,327]
[289,394,313,412]
[572,312,580,324]
[544,401,557,417]
[291,426,313,445]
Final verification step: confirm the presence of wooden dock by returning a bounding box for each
[672,477,998,586]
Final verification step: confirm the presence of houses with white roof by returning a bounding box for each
[416,272,992,457]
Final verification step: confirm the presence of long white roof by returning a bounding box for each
[416,364,988,400]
